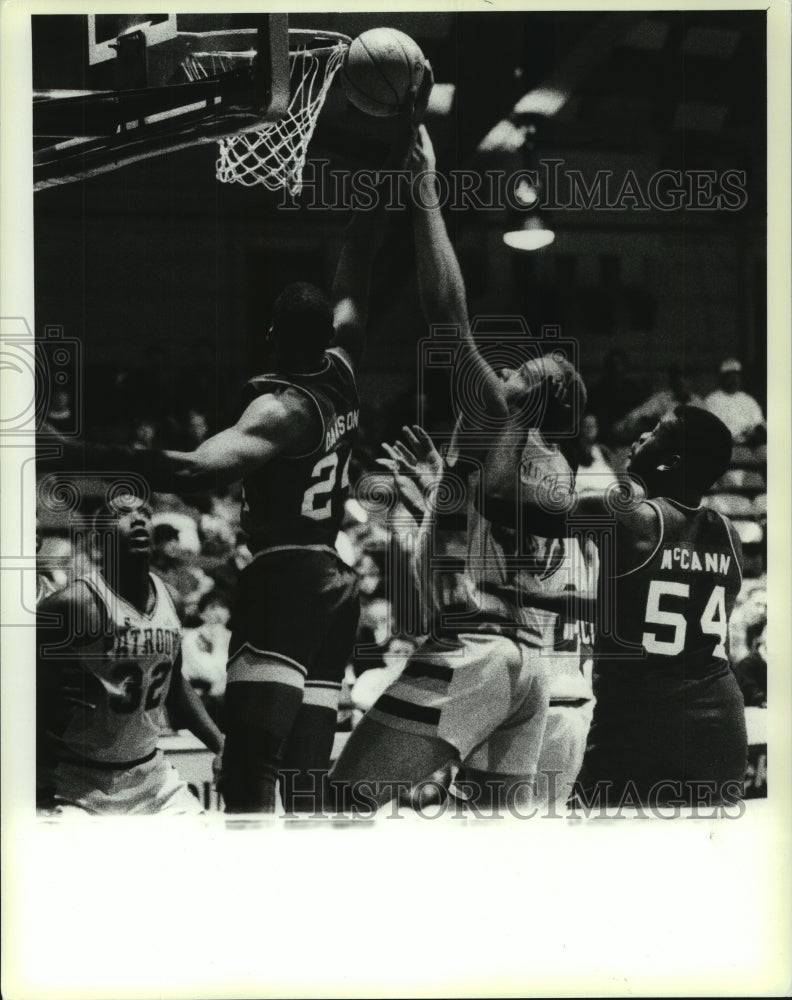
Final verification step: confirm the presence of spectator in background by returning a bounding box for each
[728,582,767,664]
[353,595,393,677]
[733,619,767,708]
[614,364,704,440]
[587,348,646,442]
[183,409,210,449]
[46,389,73,435]
[181,592,232,727]
[570,413,619,493]
[150,520,215,623]
[705,358,766,445]
[36,526,64,604]
[131,418,157,450]
[207,531,252,610]
[151,509,201,557]
[356,550,384,601]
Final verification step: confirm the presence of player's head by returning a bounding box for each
[269,282,334,371]
[626,405,733,501]
[718,357,742,394]
[580,412,599,444]
[498,353,587,433]
[91,495,153,561]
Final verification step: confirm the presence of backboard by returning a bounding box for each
[87,14,178,67]
[32,14,291,190]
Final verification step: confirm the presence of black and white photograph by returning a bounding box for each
[2,2,790,997]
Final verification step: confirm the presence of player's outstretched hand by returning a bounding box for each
[377,424,444,498]
[376,454,428,517]
[384,61,434,171]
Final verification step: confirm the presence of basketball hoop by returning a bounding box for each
[208,29,350,194]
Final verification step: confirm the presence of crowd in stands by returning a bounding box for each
[37,350,768,734]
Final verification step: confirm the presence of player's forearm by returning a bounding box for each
[415,514,441,623]
[412,176,507,419]
[332,191,389,308]
[412,173,466,324]
[174,677,224,755]
[39,438,227,494]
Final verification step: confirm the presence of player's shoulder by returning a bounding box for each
[707,506,743,561]
[38,577,95,613]
[37,577,104,640]
[240,383,315,428]
[326,345,356,379]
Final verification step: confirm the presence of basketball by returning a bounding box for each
[341,28,425,117]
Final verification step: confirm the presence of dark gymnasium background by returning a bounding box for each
[33,10,769,799]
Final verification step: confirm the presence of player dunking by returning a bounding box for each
[330,126,589,810]
[41,84,432,813]
[483,403,746,807]
[37,496,224,815]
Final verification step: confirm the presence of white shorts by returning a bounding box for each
[535,700,595,806]
[367,632,551,776]
[43,750,203,816]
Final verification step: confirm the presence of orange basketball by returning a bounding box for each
[341,28,425,117]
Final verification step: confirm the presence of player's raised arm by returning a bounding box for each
[331,72,432,369]
[39,389,314,495]
[330,208,386,370]
[481,374,655,556]
[375,424,447,633]
[409,125,508,423]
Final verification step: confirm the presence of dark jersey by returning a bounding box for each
[240,349,360,553]
[593,497,743,702]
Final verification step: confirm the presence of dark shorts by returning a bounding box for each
[577,670,748,806]
[228,546,360,686]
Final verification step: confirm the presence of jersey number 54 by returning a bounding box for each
[642,581,727,658]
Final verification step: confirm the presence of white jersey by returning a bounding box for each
[463,427,578,645]
[544,534,599,703]
[44,571,182,765]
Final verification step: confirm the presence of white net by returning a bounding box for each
[215,42,347,195]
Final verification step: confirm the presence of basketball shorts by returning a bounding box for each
[367,632,551,776]
[578,669,748,806]
[227,546,359,705]
[535,699,595,806]
[41,750,203,816]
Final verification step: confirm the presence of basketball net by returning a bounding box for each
[213,42,346,194]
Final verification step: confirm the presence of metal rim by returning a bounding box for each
[289,28,352,49]
[288,29,351,57]
[182,28,350,58]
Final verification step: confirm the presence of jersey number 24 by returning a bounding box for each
[301,451,351,521]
